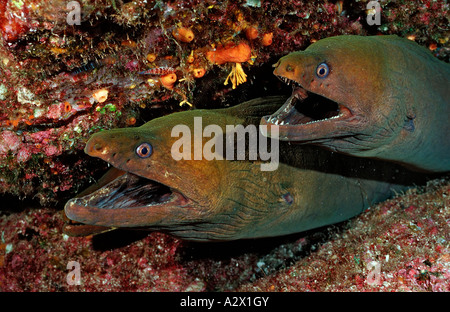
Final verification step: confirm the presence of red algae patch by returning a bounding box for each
[0,178,448,291]
[0,207,192,291]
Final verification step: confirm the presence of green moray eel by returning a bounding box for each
[261,35,450,172]
[65,96,428,241]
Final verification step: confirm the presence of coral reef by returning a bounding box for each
[0,179,448,291]
[0,0,448,204]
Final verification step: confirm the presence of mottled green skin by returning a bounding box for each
[263,35,450,172]
[65,97,425,241]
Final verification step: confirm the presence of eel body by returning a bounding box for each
[261,35,450,172]
[65,96,427,241]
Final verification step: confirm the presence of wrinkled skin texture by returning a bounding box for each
[65,97,428,241]
[261,35,450,172]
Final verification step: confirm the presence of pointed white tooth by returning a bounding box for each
[274,119,280,125]
[280,121,285,125]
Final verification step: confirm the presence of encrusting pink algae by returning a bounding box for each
[0,0,449,292]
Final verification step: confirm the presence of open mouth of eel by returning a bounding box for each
[64,171,191,229]
[261,76,353,138]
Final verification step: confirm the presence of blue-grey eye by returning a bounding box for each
[316,62,329,78]
[136,143,152,158]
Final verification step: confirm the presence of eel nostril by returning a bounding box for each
[86,140,104,155]
[285,64,293,72]
[93,143,103,152]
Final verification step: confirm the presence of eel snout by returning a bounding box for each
[85,136,106,156]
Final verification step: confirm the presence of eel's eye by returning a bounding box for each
[316,62,329,78]
[136,143,152,158]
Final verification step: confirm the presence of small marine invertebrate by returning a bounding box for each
[428,43,438,51]
[245,26,259,40]
[92,89,109,103]
[186,51,195,63]
[160,73,177,89]
[172,27,194,43]
[224,63,247,89]
[64,102,72,113]
[126,116,137,126]
[261,33,273,46]
[147,53,157,62]
[206,42,252,89]
[192,68,206,79]
[206,42,251,65]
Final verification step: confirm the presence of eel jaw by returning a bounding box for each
[261,76,354,141]
[64,171,191,228]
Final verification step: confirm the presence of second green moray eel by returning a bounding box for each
[65,96,429,241]
[261,35,450,172]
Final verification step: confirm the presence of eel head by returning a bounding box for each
[64,111,229,240]
[261,36,392,151]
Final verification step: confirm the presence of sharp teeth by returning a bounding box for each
[274,119,280,125]
[280,121,285,125]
